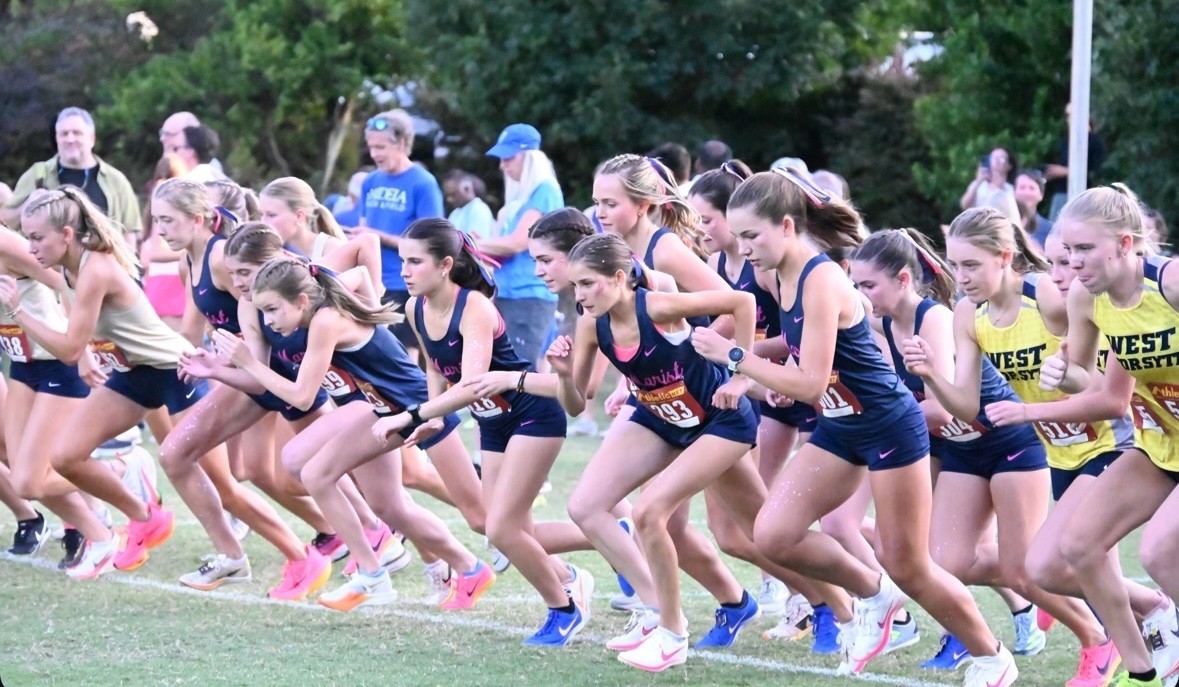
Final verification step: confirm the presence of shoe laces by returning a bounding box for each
[311,532,335,549]
[712,608,729,629]
[621,609,645,634]
[535,608,561,634]
[196,554,223,575]
[932,634,951,658]
[61,530,84,555]
[1075,645,1099,678]
[14,518,38,541]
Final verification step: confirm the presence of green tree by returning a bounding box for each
[408,0,889,205]
[99,0,411,191]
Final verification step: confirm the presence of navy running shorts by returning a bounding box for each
[477,393,567,454]
[760,398,818,433]
[939,424,1047,479]
[809,401,929,471]
[1050,450,1120,501]
[104,365,208,414]
[9,360,89,398]
[249,388,330,422]
[627,395,758,450]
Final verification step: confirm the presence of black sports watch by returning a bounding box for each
[406,404,424,425]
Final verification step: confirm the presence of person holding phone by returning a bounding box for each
[961,147,1017,212]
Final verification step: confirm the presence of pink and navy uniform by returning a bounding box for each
[188,234,240,334]
[779,254,927,469]
[317,318,459,450]
[717,251,817,433]
[597,288,757,449]
[253,311,329,421]
[412,289,566,453]
[881,298,1044,477]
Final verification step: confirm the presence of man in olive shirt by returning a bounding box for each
[1,107,140,237]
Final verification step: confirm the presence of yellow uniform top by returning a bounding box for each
[1093,256,1179,469]
[975,273,1116,470]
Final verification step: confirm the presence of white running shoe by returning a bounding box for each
[179,554,252,590]
[423,561,453,606]
[226,513,251,542]
[846,573,908,674]
[489,544,511,574]
[618,626,688,672]
[564,564,596,623]
[106,445,158,506]
[317,570,397,612]
[66,537,118,581]
[608,608,659,651]
[758,578,789,617]
[1145,598,1179,679]
[764,594,814,641]
[379,536,413,574]
[964,644,1018,687]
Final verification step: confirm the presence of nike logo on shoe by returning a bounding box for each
[660,647,682,661]
[557,618,578,637]
[986,666,1011,687]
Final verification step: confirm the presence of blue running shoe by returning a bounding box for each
[921,633,971,670]
[812,603,841,655]
[1012,607,1047,656]
[523,606,585,647]
[696,592,761,648]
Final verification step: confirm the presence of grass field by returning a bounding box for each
[0,426,1150,687]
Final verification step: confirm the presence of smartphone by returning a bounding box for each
[979,155,991,170]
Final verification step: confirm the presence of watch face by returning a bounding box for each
[729,348,743,362]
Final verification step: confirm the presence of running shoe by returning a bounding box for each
[7,510,45,555]
[764,593,814,641]
[922,633,971,670]
[318,569,397,612]
[1111,674,1163,687]
[523,605,586,647]
[1038,607,1058,632]
[58,528,86,570]
[342,522,407,576]
[844,573,908,674]
[423,561,453,606]
[564,564,595,623]
[268,546,332,601]
[489,543,511,574]
[618,626,688,672]
[758,578,789,617]
[179,554,252,590]
[608,608,660,651]
[440,561,496,610]
[695,591,760,648]
[1067,639,1121,687]
[1144,598,1179,679]
[226,513,250,542]
[811,603,842,655]
[568,417,599,437]
[66,536,118,580]
[610,518,642,612]
[884,613,920,654]
[113,502,175,571]
[311,532,349,563]
[110,445,159,506]
[1013,606,1048,655]
[963,644,1018,687]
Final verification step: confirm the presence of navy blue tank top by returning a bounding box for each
[413,289,531,420]
[189,235,239,333]
[258,310,308,378]
[777,254,910,425]
[882,297,1024,444]
[643,227,673,268]
[319,321,428,416]
[717,252,780,339]
[598,288,727,430]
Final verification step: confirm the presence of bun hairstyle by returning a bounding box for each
[854,228,957,307]
[566,233,649,291]
[529,207,595,254]
[948,206,1050,274]
[224,222,285,265]
[728,167,866,252]
[24,186,140,279]
[689,160,753,214]
[153,177,239,237]
[260,177,346,240]
[252,257,401,326]
[402,218,499,298]
[1058,183,1158,256]
[595,153,707,258]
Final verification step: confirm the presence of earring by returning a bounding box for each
[442,270,448,278]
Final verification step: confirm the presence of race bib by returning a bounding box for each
[635,380,706,428]
[817,372,863,418]
[1033,420,1097,447]
[0,324,31,363]
[937,417,989,443]
[1147,383,1179,423]
[320,365,398,415]
[467,394,510,419]
[1131,393,1167,433]
[91,339,132,373]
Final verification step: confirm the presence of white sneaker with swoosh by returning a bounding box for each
[618,626,688,672]
[964,644,1018,687]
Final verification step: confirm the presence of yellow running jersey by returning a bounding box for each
[975,273,1116,470]
[1093,256,1179,469]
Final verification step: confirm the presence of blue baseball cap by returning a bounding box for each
[486,123,542,159]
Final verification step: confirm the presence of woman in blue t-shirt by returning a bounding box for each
[478,123,563,365]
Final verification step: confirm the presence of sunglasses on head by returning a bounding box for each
[366,117,400,137]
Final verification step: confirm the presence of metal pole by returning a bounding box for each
[1068,0,1094,199]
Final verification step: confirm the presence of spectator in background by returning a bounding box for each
[478,123,563,365]
[1014,169,1053,247]
[332,170,370,229]
[694,139,733,179]
[960,146,1016,211]
[443,169,494,238]
[1143,207,1170,255]
[812,169,850,200]
[647,142,692,192]
[0,107,140,240]
[160,111,224,175]
[357,108,443,353]
[1044,104,1106,220]
[174,125,228,183]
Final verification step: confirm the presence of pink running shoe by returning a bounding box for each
[114,502,174,571]
[342,523,394,576]
[440,561,496,610]
[311,532,349,563]
[1067,640,1121,687]
[269,546,333,601]
[1038,607,1058,632]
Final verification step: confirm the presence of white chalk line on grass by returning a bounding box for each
[1,553,954,687]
